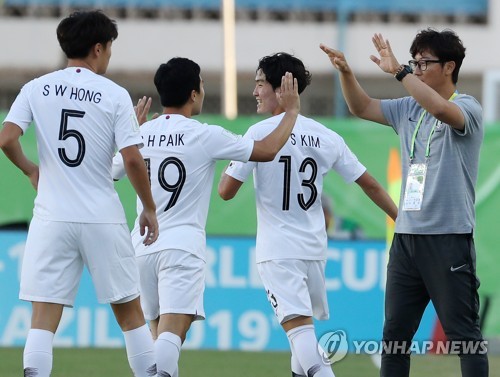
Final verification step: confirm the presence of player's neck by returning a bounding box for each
[163,106,192,118]
[67,59,98,73]
[271,106,285,116]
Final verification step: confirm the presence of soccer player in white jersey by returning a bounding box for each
[112,57,299,377]
[0,11,158,377]
[218,52,398,377]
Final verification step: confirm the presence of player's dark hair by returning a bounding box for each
[257,52,311,94]
[410,28,465,84]
[57,10,118,59]
[154,57,201,108]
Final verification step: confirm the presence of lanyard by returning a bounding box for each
[409,92,458,161]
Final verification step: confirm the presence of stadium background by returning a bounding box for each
[1,0,500,368]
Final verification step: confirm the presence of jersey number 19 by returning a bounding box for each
[144,157,186,212]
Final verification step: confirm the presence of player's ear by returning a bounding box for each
[94,42,106,56]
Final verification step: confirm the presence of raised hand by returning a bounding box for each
[319,43,350,73]
[277,72,300,114]
[134,96,159,126]
[369,33,401,75]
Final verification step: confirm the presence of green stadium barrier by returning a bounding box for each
[1,112,500,337]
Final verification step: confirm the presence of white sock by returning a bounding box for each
[155,332,181,377]
[123,324,157,377]
[23,329,54,377]
[291,353,307,377]
[288,338,306,376]
[286,325,335,377]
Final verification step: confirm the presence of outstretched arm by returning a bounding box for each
[319,43,386,125]
[355,171,397,221]
[0,122,39,190]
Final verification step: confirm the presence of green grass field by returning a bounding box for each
[1,348,499,377]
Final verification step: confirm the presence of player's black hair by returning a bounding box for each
[154,57,201,108]
[410,28,466,84]
[257,52,311,94]
[57,10,118,59]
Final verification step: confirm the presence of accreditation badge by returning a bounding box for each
[402,163,427,211]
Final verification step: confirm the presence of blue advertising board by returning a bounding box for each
[0,231,436,350]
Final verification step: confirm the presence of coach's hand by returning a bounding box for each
[319,43,351,74]
[370,33,401,76]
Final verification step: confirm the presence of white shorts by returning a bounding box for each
[257,259,329,324]
[20,217,140,306]
[136,249,205,321]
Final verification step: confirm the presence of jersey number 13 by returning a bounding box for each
[279,155,318,211]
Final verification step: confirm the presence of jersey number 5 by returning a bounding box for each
[144,157,186,211]
[58,109,86,167]
[278,155,318,211]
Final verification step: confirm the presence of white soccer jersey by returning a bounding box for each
[4,67,142,223]
[225,113,366,263]
[113,114,254,260]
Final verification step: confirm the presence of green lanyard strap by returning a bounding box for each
[409,92,458,161]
